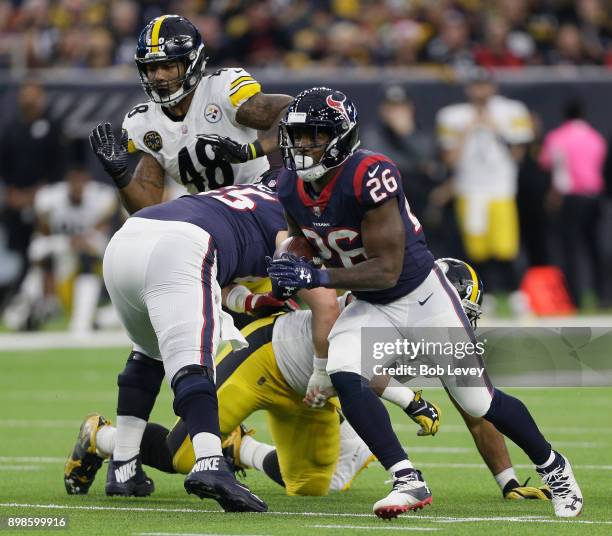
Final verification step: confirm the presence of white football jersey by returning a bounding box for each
[437,95,533,197]
[122,67,269,193]
[34,181,117,236]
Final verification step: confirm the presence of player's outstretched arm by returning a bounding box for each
[90,122,165,213]
[118,153,166,214]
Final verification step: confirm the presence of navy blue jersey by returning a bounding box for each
[134,183,286,287]
[277,149,435,304]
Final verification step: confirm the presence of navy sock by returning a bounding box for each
[330,371,407,470]
[172,369,221,438]
[484,389,551,465]
[262,450,285,488]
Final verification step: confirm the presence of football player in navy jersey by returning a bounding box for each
[268,87,583,519]
[98,181,308,512]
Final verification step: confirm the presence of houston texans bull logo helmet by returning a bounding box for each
[280,87,360,182]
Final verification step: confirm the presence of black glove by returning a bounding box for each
[89,122,131,188]
[197,134,263,164]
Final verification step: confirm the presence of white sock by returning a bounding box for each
[494,467,518,491]
[239,435,275,471]
[381,385,415,410]
[389,459,413,476]
[536,450,555,469]
[192,432,222,459]
[339,419,359,442]
[113,416,147,461]
[69,274,101,333]
[95,425,116,458]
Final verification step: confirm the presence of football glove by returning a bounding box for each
[197,134,264,164]
[266,254,330,290]
[503,478,552,500]
[405,391,441,436]
[89,122,131,188]
[304,357,336,408]
[225,285,298,318]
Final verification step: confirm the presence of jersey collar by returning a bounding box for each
[297,162,345,215]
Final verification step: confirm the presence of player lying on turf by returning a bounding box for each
[65,260,547,501]
[264,87,582,518]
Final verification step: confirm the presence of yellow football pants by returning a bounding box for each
[456,197,519,262]
[166,316,340,496]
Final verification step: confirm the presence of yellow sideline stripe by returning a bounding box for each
[150,15,169,53]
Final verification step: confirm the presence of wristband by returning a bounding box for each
[114,171,132,189]
[313,356,328,371]
[317,269,331,287]
[225,285,252,313]
[247,139,264,160]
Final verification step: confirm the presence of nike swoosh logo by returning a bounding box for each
[368,165,380,178]
[418,293,433,306]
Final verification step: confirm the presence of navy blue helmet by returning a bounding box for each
[135,15,206,107]
[280,87,360,181]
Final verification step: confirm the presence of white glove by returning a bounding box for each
[304,357,336,408]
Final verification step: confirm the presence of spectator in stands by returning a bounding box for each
[539,98,608,306]
[473,15,523,69]
[436,69,533,297]
[0,79,64,297]
[424,10,475,69]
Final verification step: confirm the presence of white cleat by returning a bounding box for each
[329,435,376,491]
[373,469,432,519]
[537,452,583,517]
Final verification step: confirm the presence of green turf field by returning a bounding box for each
[1,346,611,535]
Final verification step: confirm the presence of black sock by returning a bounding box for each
[262,450,285,488]
[330,371,407,470]
[140,423,176,474]
[484,389,551,465]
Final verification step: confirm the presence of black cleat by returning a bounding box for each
[64,413,110,495]
[105,455,154,497]
[184,455,267,512]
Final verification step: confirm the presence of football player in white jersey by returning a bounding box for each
[89,14,292,213]
[3,166,116,332]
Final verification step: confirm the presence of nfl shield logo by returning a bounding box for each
[312,206,321,217]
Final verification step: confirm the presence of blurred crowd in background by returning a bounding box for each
[1,0,612,71]
[1,1,612,331]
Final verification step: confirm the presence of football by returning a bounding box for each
[274,236,322,266]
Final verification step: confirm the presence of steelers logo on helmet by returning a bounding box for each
[135,14,207,107]
[280,87,360,182]
[435,257,483,327]
[143,131,163,152]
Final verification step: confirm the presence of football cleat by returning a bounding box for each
[184,455,268,512]
[405,391,441,436]
[537,452,583,517]
[105,455,154,497]
[503,477,551,500]
[64,413,111,495]
[329,435,376,492]
[221,424,253,477]
[373,469,432,519]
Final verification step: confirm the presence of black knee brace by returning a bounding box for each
[117,351,165,420]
